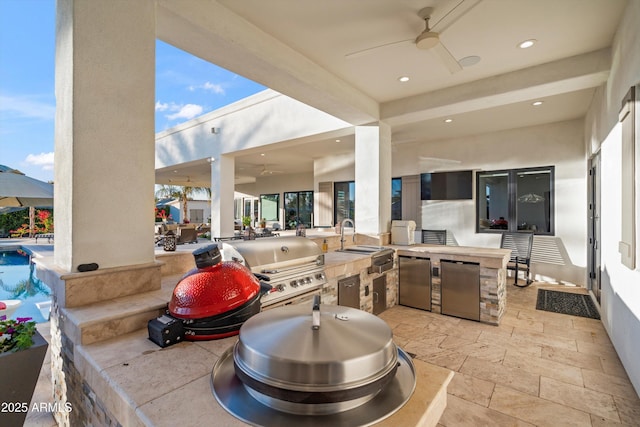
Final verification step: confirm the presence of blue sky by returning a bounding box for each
[0,0,265,183]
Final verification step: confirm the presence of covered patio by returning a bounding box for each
[28,0,640,425]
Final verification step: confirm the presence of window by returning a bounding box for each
[334,181,355,224]
[189,209,204,223]
[477,166,554,234]
[392,178,402,220]
[260,193,279,222]
[243,199,252,218]
[284,191,313,229]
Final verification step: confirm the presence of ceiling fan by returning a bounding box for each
[168,175,192,184]
[345,0,483,74]
[258,164,284,176]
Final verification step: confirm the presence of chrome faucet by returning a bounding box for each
[340,218,355,251]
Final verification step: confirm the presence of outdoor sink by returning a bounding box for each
[336,246,395,274]
[337,245,389,254]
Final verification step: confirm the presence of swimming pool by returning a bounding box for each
[0,247,51,323]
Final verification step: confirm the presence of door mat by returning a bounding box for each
[536,289,600,320]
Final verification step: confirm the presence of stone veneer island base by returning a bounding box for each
[396,245,511,325]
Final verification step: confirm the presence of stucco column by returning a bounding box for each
[211,155,235,238]
[354,123,392,235]
[54,0,156,271]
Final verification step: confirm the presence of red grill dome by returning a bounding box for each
[169,261,260,320]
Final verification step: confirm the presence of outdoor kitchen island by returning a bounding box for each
[395,244,511,326]
[39,243,453,427]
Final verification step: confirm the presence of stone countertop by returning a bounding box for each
[323,250,390,280]
[77,315,453,427]
[393,244,511,269]
[324,249,371,264]
[394,244,511,259]
[323,243,511,270]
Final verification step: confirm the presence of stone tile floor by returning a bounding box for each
[22,281,640,426]
[379,283,640,427]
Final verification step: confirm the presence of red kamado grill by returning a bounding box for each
[166,245,271,341]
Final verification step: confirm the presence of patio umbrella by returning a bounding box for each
[0,165,53,238]
[0,165,53,208]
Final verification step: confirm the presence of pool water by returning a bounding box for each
[0,248,52,323]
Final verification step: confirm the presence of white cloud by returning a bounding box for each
[25,152,55,171]
[0,94,55,120]
[187,81,226,95]
[155,101,170,112]
[166,104,204,120]
[156,100,205,121]
[202,82,225,95]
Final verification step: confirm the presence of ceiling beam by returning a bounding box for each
[381,48,611,127]
[156,0,379,125]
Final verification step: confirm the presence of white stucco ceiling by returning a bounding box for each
[154,0,628,184]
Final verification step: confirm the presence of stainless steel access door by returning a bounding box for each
[338,275,360,309]
[399,256,431,311]
[441,260,480,321]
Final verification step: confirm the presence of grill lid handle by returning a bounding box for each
[192,245,222,269]
[312,295,321,330]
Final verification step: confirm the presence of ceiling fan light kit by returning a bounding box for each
[416,7,439,50]
[415,6,463,73]
[415,31,439,50]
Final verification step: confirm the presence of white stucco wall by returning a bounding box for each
[155,89,351,168]
[314,153,355,184]
[55,0,156,270]
[583,0,640,396]
[392,119,587,285]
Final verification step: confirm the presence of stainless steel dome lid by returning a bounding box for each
[233,299,398,393]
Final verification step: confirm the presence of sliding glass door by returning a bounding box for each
[284,191,313,229]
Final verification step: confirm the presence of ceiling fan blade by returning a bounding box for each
[431,42,462,74]
[345,38,413,59]
[419,156,462,165]
[431,0,483,33]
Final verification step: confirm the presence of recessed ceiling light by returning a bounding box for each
[532,101,543,106]
[260,153,265,156]
[459,56,481,67]
[444,118,453,123]
[518,39,537,49]
[398,76,410,82]
[335,139,341,142]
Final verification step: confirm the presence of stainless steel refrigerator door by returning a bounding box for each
[399,256,431,311]
[441,261,480,321]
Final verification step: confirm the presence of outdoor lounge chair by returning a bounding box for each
[196,224,210,235]
[35,233,54,243]
[176,227,198,244]
[500,232,534,287]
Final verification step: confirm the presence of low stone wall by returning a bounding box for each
[50,306,121,426]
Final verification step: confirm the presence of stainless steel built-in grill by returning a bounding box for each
[221,236,327,308]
